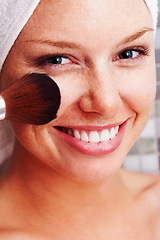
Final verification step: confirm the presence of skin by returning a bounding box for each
[0,0,160,239]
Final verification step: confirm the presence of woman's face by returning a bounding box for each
[1,0,156,181]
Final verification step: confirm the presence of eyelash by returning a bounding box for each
[35,54,73,69]
[113,46,149,62]
[35,46,149,69]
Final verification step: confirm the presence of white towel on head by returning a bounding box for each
[0,0,40,70]
[0,0,158,71]
[144,0,158,31]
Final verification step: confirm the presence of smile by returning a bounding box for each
[56,126,119,143]
[54,121,127,156]
[52,120,128,156]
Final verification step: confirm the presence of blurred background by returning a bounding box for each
[124,0,160,174]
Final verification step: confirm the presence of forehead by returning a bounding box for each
[19,0,153,46]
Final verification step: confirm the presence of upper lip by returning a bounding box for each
[54,120,126,131]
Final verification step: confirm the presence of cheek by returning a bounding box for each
[119,67,156,116]
[9,122,55,159]
[115,67,156,151]
[55,73,86,116]
[9,122,39,150]
[9,121,67,171]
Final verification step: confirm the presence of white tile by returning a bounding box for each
[123,155,142,172]
[140,119,156,138]
[155,28,160,49]
[156,119,160,137]
[141,154,159,174]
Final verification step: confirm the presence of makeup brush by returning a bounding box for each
[0,73,61,125]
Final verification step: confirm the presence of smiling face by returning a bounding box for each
[0,0,156,181]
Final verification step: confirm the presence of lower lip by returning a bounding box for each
[53,121,127,156]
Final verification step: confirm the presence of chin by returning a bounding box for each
[54,152,125,183]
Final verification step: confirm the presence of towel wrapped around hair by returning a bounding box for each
[144,0,159,31]
[0,0,40,71]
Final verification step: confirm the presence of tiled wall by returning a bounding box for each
[123,5,160,174]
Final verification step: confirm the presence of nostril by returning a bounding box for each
[79,95,94,113]
[79,88,121,117]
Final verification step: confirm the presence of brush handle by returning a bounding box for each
[0,96,6,120]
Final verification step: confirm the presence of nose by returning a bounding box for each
[79,68,122,118]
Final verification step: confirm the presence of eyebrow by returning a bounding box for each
[116,27,154,47]
[26,27,154,50]
[26,39,82,50]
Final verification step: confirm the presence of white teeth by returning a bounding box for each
[80,130,89,142]
[110,127,116,139]
[115,126,119,135]
[89,131,100,143]
[62,125,120,143]
[100,129,110,142]
[73,129,81,140]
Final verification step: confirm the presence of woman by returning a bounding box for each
[0,0,159,239]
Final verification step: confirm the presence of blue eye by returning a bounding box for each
[113,47,150,63]
[47,56,71,65]
[119,50,139,59]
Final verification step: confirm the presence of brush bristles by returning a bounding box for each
[1,73,61,125]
